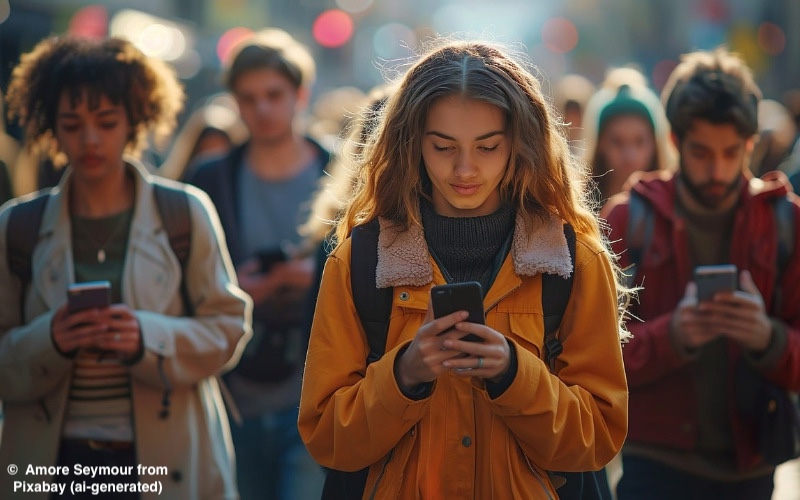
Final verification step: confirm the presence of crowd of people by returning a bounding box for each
[0,24,798,500]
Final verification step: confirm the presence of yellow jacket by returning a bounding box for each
[299,212,627,499]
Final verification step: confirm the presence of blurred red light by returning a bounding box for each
[68,5,108,39]
[217,27,254,65]
[313,10,354,49]
[758,22,786,56]
[542,18,578,54]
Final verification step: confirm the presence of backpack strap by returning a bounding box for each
[153,183,193,317]
[542,223,577,372]
[6,193,50,320]
[772,195,796,314]
[624,190,654,289]
[350,219,393,364]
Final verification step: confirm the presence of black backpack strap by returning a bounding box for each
[153,183,193,317]
[624,190,654,288]
[772,195,796,314]
[542,222,577,372]
[7,193,50,320]
[350,219,393,364]
[542,224,614,499]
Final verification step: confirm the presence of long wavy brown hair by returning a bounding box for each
[337,40,598,244]
[337,40,633,338]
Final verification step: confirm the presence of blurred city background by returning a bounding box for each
[1,0,798,146]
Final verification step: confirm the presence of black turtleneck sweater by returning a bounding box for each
[420,199,515,293]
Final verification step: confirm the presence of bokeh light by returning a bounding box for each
[373,23,416,60]
[542,17,579,54]
[335,0,373,15]
[217,27,253,64]
[109,9,190,62]
[312,10,354,49]
[136,23,186,61]
[172,49,202,79]
[757,22,786,56]
[68,5,107,39]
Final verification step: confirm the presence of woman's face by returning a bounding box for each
[597,114,656,195]
[422,96,510,217]
[55,91,130,183]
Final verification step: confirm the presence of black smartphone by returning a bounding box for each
[694,264,738,302]
[67,281,111,314]
[257,248,287,273]
[430,281,485,342]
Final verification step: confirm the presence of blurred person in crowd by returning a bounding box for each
[299,39,629,499]
[295,85,394,400]
[553,73,596,155]
[604,47,800,500]
[184,28,330,500]
[306,85,366,153]
[158,93,248,182]
[750,99,797,178]
[581,67,677,208]
[0,35,252,499]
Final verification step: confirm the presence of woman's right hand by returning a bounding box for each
[395,304,469,390]
[50,305,108,356]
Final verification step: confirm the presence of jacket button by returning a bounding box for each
[399,291,410,301]
[171,470,182,482]
[681,423,693,433]
[461,436,472,447]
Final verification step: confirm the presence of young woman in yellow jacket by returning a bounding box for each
[299,40,630,499]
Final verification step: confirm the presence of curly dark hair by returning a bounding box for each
[5,35,184,159]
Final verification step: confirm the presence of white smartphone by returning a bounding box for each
[694,264,738,302]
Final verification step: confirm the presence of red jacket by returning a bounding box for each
[604,170,800,471]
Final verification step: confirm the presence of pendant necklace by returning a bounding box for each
[84,216,127,264]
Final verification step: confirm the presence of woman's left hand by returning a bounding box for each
[440,321,511,381]
[91,304,143,361]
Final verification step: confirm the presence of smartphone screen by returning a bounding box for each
[431,281,485,342]
[694,264,737,302]
[67,281,112,314]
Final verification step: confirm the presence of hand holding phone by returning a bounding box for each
[431,281,485,342]
[51,281,112,356]
[694,264,737,303]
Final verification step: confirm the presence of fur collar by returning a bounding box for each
[375,212,573,288]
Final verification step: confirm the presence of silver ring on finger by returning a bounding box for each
[476,356,484,369]
[114,333,121,342]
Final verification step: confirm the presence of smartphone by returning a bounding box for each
[430,281,485,342]
[257,248,287,273]
[694,264,738,302]
[67,281,111,314]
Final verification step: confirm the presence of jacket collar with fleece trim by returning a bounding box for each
[373,211,573,289]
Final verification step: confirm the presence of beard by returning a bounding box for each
[678,160,742,210]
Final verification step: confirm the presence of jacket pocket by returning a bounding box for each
[505,313,545,360]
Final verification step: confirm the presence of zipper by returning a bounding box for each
[368,448,395,500]
[523,453,554,500]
